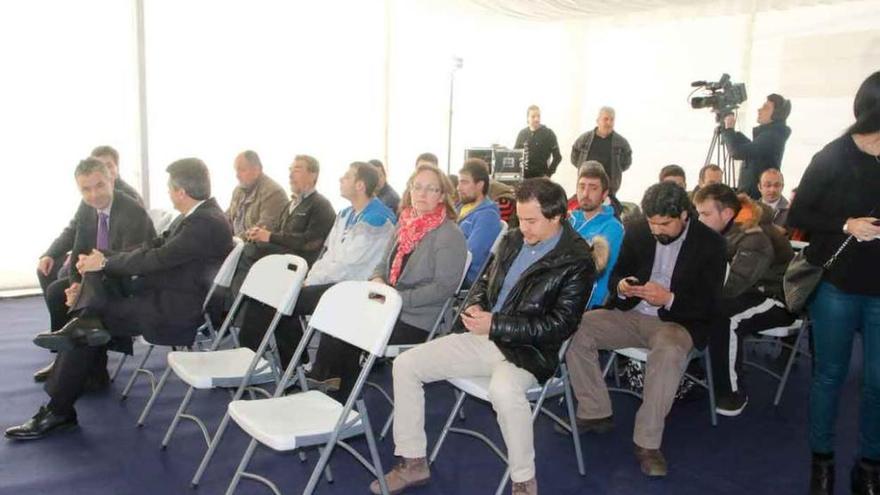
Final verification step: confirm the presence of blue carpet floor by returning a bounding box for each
[0,296,865,494]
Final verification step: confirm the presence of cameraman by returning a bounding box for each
[722,94,792,200]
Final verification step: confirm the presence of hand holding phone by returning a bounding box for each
[625,277,644,286]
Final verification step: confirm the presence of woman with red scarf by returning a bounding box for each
[307,164,468,399]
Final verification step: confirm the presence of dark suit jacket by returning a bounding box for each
[115,178,144,206]
[258,190,335,266]
[43,192,156,284]
[98,198,234,346]
[607,218,726,349]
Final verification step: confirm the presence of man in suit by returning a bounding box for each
[6,158,233,440]
[226,150,288,238]
[565,181,727,477]
[228,154,335,298]
[33,158,155,385]
[36,146,145,298]
[91,145,144,205]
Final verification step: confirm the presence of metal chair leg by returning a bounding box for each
[161,385,196,448]
[360,399,390,495]
[224,438,259,495]
[137,364,173,426]
[192,411,233,486]
[429,390,467,464]
[121,345,153,400]
[773,322,806,406]
[110,353,127,382]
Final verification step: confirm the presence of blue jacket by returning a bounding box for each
[569,204,624,308]
[457,198,502,285]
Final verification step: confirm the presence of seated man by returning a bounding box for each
[6,158,233,440]
[456,158,502,286]
[566,181,726,477]
[227,149,288,238]
[33,158,155,386]
[91,145,144,205]
[237,161,396,369]
[694,184,795,415]
[371,178,601,495]
[229,155,335,297]
[369,159,400,215]
[691,163,723,199]
[757,168,790,233]
[658,164,687,190]
[569,162,624,308]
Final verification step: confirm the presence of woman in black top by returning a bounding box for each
[788,71,880,494]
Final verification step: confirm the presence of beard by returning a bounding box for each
[579,200,601,212]
[653,228,685,245]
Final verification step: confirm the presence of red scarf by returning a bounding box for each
[388,204,447,286]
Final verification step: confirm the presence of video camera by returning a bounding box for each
[689,73,747,118]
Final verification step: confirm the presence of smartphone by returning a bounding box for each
[625,277,645,286]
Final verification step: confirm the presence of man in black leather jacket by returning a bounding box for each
[370,178,600,495]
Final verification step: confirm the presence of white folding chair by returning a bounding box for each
[119,238,245,405]
[428,344,586,494]
[743,317,811,406]
[602,346,718,426]
[220,281,402,495]
[156,254,308,451]
[369,251,472,439]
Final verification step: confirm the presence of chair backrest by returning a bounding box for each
[460,251,473,289]
[490,220,509,255]
[308,281,402,356]
[239,254,309,315]
[213,237,245,288]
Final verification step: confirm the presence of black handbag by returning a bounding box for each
[783,236,853,314]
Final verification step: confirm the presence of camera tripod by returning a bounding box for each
[703,122,737,188]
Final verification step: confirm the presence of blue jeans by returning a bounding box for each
[809,281,880,460]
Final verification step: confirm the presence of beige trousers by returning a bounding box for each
[392,332,539,482]
[566,309,693,449]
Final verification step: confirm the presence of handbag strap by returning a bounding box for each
[823,205,879,270]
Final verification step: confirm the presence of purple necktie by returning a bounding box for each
[97,212,110,251]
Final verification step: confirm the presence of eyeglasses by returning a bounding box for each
[410,182,442,194]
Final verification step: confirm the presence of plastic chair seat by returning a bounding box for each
[448,375,564,403]
[229,390,362,452]
[757,319,803,338]
[616,347,648,362]
[168,348,274,389]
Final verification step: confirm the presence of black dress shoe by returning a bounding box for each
[5,406,78,441]
[554,415,614,435]
[852,460,880,495]
[33,317,111,352]
[33,360,55,383]
[810,454,835,495]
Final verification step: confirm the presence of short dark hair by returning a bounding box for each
[90,145,119,166]
[526,104,540,115]
[241,150,263,169]
[767,94,792,122]
[75,157,111,178]
[760,167,783,182]
[459,158,491,195]
[293,154,320,177]
[577,161,609,192]
[698,163,723,183]
[658,164,686,182]
[167,158,211,200]
[693,182,742,216]
[849,70,880,135]
[641,181,692,218]
[368,159,385,175]
[350,161,379,197]
[515,178,568,220]
[415,152,438,166]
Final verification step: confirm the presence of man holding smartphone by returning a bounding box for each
[565,181,727,478]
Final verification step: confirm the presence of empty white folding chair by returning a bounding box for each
[743,317,811,406]
[220,281,402,495]
[157,254,308,452]
[428,337,588,495]
[118,238,245,404]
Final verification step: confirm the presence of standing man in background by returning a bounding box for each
[571,106,633,212]
[514,105,562,179]
[722,94,792,199]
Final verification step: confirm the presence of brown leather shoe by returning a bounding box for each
[369,457,431,494]
[634,444,667,477]
[511,477,538,494]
